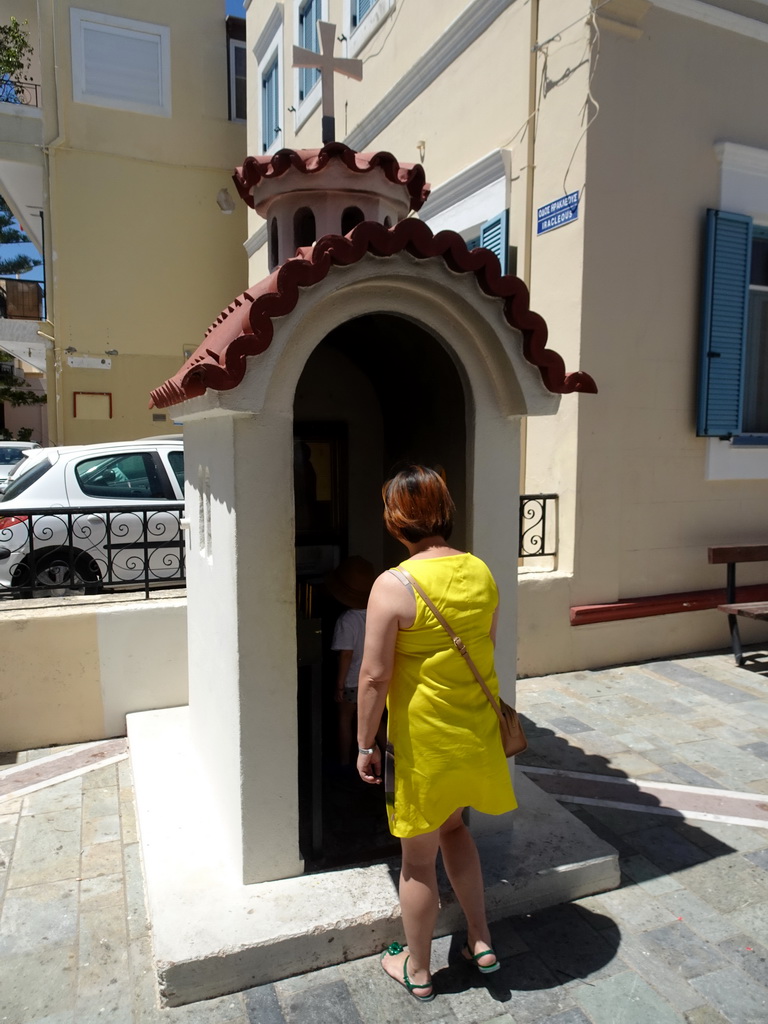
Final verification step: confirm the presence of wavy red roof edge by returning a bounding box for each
[232,142,430,212]
[149,219,597,409]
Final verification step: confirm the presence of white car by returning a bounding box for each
[0,441,41,491]
[0,437,184,593]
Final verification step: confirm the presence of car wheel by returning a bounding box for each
[14,549,102,594]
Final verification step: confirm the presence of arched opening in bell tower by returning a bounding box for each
[293,312,467,869]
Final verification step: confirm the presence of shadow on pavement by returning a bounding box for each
[515,713,736,887]
[738,650,768,677]
[433,906,620,1001]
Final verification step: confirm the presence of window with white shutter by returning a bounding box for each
[70,9,171,117]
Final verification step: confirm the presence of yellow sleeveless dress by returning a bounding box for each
[385,552,517,838]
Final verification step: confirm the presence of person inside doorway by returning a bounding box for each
[356,465,517,1001]
[326,556,377,766]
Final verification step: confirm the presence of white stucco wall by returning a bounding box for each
[0,595,187,752]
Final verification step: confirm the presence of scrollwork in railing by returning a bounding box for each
[0,78,41,107]
[519,494,558,559]
[0,504,185,597]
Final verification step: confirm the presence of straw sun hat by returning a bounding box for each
[325,556,377,610]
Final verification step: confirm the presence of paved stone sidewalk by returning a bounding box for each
[1,649,768,1023]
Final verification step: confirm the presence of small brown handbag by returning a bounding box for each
[391,569,528,758]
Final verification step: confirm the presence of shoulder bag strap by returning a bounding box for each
[388,567,506,728]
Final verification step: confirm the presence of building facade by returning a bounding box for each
[244,0,768,675]
[0,0,248,444]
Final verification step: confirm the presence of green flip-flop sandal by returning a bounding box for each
[380,942,435,1001]
[462,942,501,974]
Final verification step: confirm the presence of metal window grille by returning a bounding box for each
[519,494,558,559]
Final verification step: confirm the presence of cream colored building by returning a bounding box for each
[242,0,768,675]
[0,0,248,444]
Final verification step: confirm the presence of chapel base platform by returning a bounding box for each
[128,706,620,1008]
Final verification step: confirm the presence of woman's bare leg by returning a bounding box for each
[382,828,440,993]
[438,809,496,967]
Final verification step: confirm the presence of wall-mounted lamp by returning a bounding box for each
[64,346,77,354]
[216,188,236,214]
[104,349,119,356]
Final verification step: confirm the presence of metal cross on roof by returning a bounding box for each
[292,21,363,144]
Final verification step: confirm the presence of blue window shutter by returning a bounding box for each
[697,209,752,436]
[479,211,508,274]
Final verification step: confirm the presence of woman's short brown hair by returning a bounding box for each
[382,465,455,542]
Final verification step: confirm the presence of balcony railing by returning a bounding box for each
[0,504,186,599]
[519,493,558,559]
[0,78,41,107]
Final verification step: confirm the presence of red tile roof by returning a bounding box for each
[149,218,597,409]
[232,142,430,212]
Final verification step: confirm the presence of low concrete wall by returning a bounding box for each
[0,592,188,752]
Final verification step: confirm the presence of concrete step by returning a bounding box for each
[128,705,620,1007]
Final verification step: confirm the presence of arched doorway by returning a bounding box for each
[293,314,466,868]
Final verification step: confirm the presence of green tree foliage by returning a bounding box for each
[0,196,40,275]
[0,20,45,427]
[0,351,46,410]
[0,16,33,84]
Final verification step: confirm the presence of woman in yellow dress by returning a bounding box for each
[356,465,517,1002]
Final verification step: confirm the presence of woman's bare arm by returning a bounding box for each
[356,571,414,784]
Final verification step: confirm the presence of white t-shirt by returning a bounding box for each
[331,608,367,690]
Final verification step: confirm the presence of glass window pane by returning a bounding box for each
[743,290,768,433]
[168,450,185,492]
[299,0,320,100]
[262,59,279,151]
[751,235,768,288]
[2,458,52,502]
[76,453,162,499]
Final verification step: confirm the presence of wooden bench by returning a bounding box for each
[708,544,768,665]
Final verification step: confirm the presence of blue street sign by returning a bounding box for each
[537,191,580,235]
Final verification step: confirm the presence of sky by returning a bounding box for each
[3,1,248,282]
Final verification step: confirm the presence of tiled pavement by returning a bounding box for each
[2,649,768,1023]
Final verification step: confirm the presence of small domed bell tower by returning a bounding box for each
[234,20,425,269]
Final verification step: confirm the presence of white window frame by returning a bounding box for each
[705,142,768,480]
[229,37,247,123]
[293,0,325,131]
[255,7,284,155]
[70,8,171,117]
[342,0,395,58]
[421,150,510,244]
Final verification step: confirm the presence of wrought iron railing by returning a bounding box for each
[519,493,558,559]
[0,78,41,107]
[0,503,185,599]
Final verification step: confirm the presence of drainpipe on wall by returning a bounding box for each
[523,0,539,288]
[518,0,540,495]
